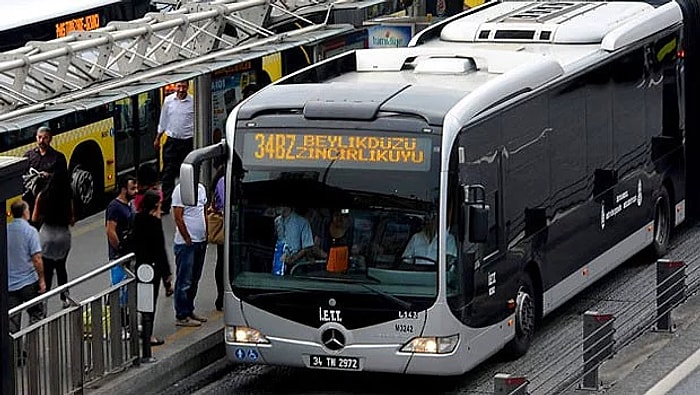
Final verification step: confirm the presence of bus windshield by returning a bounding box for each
[231,128,444,311]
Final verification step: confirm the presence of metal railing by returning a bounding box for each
[9,254,139,395]
[494,243,698,394]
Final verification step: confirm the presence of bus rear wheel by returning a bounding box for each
[504,275,536,358]
[652,187,671,258]
[72,165,96,214]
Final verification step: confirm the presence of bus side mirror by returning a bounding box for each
[180,141,228,206]
[180,163,198,206]
[468,205,489,243]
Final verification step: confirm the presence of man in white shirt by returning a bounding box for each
[402,213,457,265]
[172,182,208,327]
[155,81,194,214]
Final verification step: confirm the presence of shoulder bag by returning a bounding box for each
[206,195,224,245]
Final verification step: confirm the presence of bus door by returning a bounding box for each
[113,91,159,175]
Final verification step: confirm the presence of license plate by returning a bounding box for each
[309,355,360,370]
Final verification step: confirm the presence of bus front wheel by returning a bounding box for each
[504,275,536,358]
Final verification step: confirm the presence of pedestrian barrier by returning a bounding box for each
[493,373,529,395]
[580,311,615,391]
[512,256,691,394]
[654,259,687,332]
[8,253,138,395]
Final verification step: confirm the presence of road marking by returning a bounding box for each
[644,347,700,395]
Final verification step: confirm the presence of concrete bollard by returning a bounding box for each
[494,373,528,395]
[655,259,686,332]
[581,311,615,391]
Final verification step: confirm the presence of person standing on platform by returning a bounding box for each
[7,200,45,334]
[31,171,75,309]
[134,163,162,214]
[22,126,68,217]
[133,190,172,362]
[154,81,194,215]
[172,181,208,327]
[106,175,137,284]
[211,166,225,311]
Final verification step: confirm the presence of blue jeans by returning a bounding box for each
[174,241,207,320]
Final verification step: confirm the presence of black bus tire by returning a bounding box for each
[652,187,672,258]
[504,274,536,359]
[71,163,101,215]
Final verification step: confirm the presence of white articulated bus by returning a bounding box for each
[181,0,698,375]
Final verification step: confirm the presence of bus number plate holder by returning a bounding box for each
[309,355,360,370]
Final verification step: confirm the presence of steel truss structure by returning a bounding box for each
[0,0,334,119]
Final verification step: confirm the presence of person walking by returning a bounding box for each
[31,171,75,308]
[133,190,172,362]
[211,166,225,311]
[22,126,68,216]
[154,81,194,215]
[7,200,45,334]
[172,181,208,327]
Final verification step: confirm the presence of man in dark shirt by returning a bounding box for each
[23,126,68,214]
[105,174,137,332]
[106,175,137,260]
[24,126,68,176]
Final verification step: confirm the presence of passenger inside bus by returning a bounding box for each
[323,209,354,273]
[402,212,458,265]
[273,206,314,267]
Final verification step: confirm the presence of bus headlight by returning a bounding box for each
[225,325,270,344]
[400,334,459,354]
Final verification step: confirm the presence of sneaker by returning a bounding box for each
[62,300,71,309]
[141,356,158,364]
[189,313,207,323]
[121,328,131,340]
[176,317,201,327]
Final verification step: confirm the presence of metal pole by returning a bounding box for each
[195,73,213,188]
[1,200,11,395]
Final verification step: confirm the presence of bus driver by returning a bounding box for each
[402,212,457,265]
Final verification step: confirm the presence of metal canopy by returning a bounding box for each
[0,24,354,131]
[0,0,338,119]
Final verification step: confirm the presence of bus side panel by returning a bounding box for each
[676,0,700,218]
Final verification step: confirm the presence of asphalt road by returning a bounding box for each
[159,219,700,395]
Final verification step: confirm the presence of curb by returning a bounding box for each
[86,324,224,394]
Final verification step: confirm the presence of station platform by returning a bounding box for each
[66,211,227,395]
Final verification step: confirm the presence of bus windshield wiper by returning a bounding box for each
[247,288,312,301]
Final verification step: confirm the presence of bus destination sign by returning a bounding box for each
[55,13,100,38]
[243,132,432,171]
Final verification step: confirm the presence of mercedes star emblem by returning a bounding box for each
[321,328,345,351]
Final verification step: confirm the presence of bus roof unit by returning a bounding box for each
[259,0,682,127]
